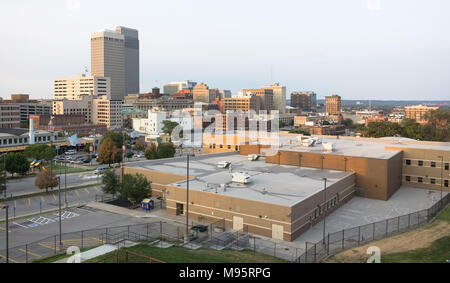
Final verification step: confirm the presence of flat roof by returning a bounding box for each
[125,153,354,207]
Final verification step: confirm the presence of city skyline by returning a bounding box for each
[0,0,449,100]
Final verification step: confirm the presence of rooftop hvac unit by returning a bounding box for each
[302,138,316,147]
[248,154,260,161]
[232,172,251,184]
[297,136,309,143]
[220,184,227,192]
[323,142,335,152]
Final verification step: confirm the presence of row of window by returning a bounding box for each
[405,176,449,187]
[405,159,449,170]
[310,195,340,222]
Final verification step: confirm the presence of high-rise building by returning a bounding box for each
[262,83,286,114]
[193,83,217,104]
[0,104,20,128]
[242,88,274,111]
[91,30,126,101]
[291,91,317,112]
[115,26,140,96]
[1,94,52,125]
[223,96,261,112]
[54,74,111,100]
[325,94,342,115]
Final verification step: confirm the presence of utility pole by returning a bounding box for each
[58,176,62,249]
[1,204,9,263]
[323,178,327,245]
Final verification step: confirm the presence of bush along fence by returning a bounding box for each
[296,194,450,263]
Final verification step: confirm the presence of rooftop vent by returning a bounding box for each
[323,143,335,152]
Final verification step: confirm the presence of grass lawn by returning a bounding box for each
[86,245,291,263]
[51,164,93,174]
[381,236,450,263]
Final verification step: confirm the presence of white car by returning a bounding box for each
[94,166,109,174]
[217,161,231,169]
[65,150,77,155]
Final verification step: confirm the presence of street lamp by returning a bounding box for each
[322,178,327,245]
[57,176,62,249]
[438,156,444,210]
[177,146,196,243]
[1,204,9,263]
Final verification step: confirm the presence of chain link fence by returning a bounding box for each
[1,194,448,263]
[297,194,449,263]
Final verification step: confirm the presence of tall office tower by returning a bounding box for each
[291,91,317,112]
[325,94,342,115]
[91,30,126,101]
[262,83,286,114]
[193,83,217,104]
[242,88,274,112]
[115,26,140,96]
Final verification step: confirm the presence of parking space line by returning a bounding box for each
[75,191,79,197]
[13,222,29,229]
[19,249,42,259]
[85,188,90,195]
[28,198,31,206]
[0,253,20,263]
[41,196,45,203]
[0,226,11,233]
[52,194,57,201]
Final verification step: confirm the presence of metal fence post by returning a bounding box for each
[358,226,361,246]
[385,220,388,237]
[305,243,308,262]
[314,243,317,263]
[146,223,149,239]
[274,242,277,257]
[408,214,411,228]
[81,231,84,249]
[26,244,28,263]
[397,216,400,232]
[327,234,330,255]
[373,223,375,240]
[342,230,345,250]
[54,235,57,255]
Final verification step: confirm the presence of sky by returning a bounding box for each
[0,0,449,100]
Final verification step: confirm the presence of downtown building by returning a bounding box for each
[291,91,317,112]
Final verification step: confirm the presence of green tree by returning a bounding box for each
[35,169,59,193]
[102,131,130,148]
[5,153,30,176]
[119,173,151,204]
[145,144,159,160]
[162,120,180,136]
[133,139,146,152]
[157,143,176,159]
[98,138,123,167]
[424,109,450,129]
[102,169,120,196]
[343,119,355,129]
[24,144,56,161]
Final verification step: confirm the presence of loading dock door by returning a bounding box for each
[233,216,244,231]
[272,224,284,240]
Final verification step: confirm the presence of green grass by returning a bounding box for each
[85,245,291,263]
[33,247,99,263]
[436,205,450,222]
[51,164,93,174]
[381,236,450,263]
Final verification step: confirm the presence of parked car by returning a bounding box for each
[94,166,109,174]
[65,150,77,155]
[135,152,144,158]
[217,161,231,169]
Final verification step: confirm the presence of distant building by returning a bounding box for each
[291,91,317,112]
[405,105,439,124]
[30,114,107,136]
[242,88,274,112]
[223,96,261,112]
[0,128,59,149]
[124,93,194,112]
[133,110,193,135]
[0,104,20,128]
[91,29,126,100]
[193,83,217,104]
[54,74,111,100]
[1,94,52,125]
[163,81,197,95]
[325,95,342,115]
[115,26,140,96]
[262,83,287,114]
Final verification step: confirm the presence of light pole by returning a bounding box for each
[323,178,327,245]
[1,204,9,263]
[3,153,6,198]
[57,176,62,250]
[177,146,196,242]
[438,156,444,210]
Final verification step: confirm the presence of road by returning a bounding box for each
[0,185,106,220]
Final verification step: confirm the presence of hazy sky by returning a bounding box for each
[0,0,449,100]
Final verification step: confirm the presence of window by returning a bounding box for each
[431,179,436,185]
[418,177,423,183]
[445,180,449,188]
[431,162,436,168]
[406,176,411,182]
[446,163,449,171]
[406,160,411,165]
[418,160,424,167]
